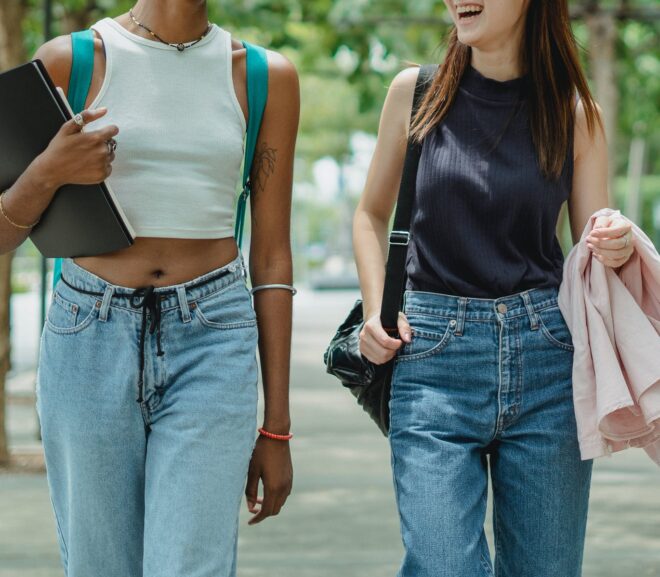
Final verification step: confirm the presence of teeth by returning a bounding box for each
[457,4,483,15]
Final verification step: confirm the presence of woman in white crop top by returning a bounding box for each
[0,1,299,575]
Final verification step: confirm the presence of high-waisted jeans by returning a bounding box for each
[389,287,593,577]
[36,255,259,577]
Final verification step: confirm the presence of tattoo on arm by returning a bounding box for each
[252,143,278,194]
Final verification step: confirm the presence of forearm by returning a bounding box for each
[250,253,293,434]
[0,155,59,254]
[353,208,389,319]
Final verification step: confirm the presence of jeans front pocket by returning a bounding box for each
[45,290,99,335]
[193,280,257,331]
[537,305,574,352]
[397,313,456,362]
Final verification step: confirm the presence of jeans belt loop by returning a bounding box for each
[521,291,539,330]
[236,253,247,279]
[98,285,115,322]
[177,286,192,323]
[455,297,468,336]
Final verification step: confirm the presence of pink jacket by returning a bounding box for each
[558,208,660,465]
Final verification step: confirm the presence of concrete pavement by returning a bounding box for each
[1,289,659,576]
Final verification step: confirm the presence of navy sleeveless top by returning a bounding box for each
[406,65,573,298]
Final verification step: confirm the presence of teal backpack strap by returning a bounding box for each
[53,29,95,288]
[234,41,269,249]
[68,30,95,115]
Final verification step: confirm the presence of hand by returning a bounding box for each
[586,213,634,269]
[359,312,412,365]
[34,107,119,190]
[245,436,293,525]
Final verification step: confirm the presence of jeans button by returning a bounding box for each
[497,303,508,314]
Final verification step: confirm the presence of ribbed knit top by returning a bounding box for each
[406,65,573,298]
[84,17,246,239]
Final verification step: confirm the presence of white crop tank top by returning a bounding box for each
[85,17,246,239]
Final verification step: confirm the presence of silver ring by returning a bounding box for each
[73,113,84,127]
[106,139,117,154]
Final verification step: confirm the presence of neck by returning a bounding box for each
[130,0,209,44]
[470,28,525,82]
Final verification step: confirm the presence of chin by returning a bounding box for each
[455,28,483,48]
[450,3,488,48]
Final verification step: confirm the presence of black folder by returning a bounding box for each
[0,59,134,257]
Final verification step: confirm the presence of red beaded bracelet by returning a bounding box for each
[258,427,293,441]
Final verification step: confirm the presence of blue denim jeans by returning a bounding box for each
[389,288,593,577]
[36,255,259,577]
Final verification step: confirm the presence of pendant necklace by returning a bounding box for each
[129,9,212,52]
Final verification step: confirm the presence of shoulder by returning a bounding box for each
[382,66,421,137]
[33,35,73,90]
[262,50,299,113]
[33,31,104,96]
[388,67,422,114]
[229,42,299,97]
[266,50,299,93]
[389,66,421,102]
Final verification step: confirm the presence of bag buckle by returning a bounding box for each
[389,231,410,246]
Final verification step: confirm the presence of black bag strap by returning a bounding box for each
[380,65,437,333]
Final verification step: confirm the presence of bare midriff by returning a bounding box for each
[74,236,239,288]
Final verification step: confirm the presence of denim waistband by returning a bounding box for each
[403,286,560,323]
[59,255,246,312]
[58,255,247,405]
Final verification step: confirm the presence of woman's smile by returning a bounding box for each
[456,3,484,24]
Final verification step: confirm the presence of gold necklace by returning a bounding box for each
[128,9,212,52]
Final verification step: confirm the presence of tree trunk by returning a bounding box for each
[0,0,26,69]
[0,0,27,466]
[60,1,99,34]
[585,5,619,205]
[0,254,12,466]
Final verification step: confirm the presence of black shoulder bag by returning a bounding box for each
[323,65,436,436]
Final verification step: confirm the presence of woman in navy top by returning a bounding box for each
[354,1,636,576]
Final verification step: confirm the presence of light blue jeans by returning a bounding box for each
[36,255,259,577]
[390,288,593,577]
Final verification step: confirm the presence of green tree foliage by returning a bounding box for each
[15,1,660,171]
[617,19,660,174]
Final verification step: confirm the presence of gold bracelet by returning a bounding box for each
[0,191,40,229]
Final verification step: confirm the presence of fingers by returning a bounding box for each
[592,215,612,231]
[81,107,109,123]
[248,482,291,526]
[590,246,632,260]
[587,233,629,251]
[588,218,631,240]
[587,217,634,268]
[589,224,631,240]
[359,315,403,365]
[587,238,632,256]
[589,234,634,268]
[245,464,260,514]
[366,318,402,351]
[397,312,412,344]
[62,107,109,134]
[87,124,120,142]
[593,252,631,268]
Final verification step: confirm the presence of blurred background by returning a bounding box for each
[0,1,658,576]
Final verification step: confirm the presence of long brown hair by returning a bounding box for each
[410,0,601,179]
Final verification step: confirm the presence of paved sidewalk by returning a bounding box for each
[1,290,659,576]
